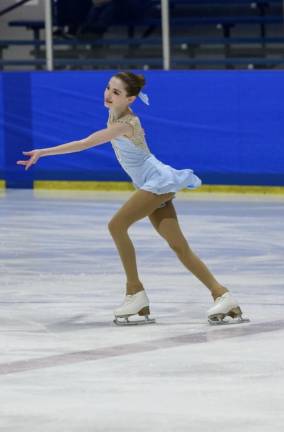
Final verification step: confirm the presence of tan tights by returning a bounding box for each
[108,189,228,300]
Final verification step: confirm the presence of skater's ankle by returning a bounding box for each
[126,281,144,296]
[211,286,229,301]
[127,288,144,295]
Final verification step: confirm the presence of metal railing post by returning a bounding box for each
[44,0,54,71]
[161,0,170,70]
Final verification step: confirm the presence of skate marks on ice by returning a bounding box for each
[0,319,284,377]
[47,314,113,331]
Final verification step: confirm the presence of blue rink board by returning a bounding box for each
[0,74,4,178]
[1,70,284,187]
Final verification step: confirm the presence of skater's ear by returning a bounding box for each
[127,95,136,105]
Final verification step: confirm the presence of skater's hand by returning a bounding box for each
[17,150,42,171]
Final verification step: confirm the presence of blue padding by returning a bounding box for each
[1,70,284,187]
[0,74,4,178]
[3,73,33,188]
[143,71,284,185]
[31,71,122,180]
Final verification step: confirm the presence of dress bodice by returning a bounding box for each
[107,111,151,171]
[107,110,149,150]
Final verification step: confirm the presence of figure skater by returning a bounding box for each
[17,71,249,326]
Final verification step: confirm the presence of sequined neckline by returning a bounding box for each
[109,109,135,122]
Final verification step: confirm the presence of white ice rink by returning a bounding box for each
[0,189,284,432]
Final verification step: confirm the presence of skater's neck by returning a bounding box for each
[111,107,133,120]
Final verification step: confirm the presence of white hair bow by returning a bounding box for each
[138,91,150,106]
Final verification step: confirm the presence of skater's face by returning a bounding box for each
[104,77,135,110]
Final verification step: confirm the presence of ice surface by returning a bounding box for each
[0,189,284,432]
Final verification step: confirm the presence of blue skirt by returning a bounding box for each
[130,154,202,195]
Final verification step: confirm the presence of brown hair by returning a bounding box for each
[114,71,146,97]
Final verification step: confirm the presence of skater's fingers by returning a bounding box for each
[26,155,39,170]
[25,160,34,170]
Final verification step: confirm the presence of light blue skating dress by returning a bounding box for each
[108,110,201,195]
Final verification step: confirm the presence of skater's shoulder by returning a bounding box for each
[109,111,144,141]
[109,110,141,126]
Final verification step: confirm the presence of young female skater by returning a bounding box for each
[17,71,249,326]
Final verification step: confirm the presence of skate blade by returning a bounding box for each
[113,316,156,326]
[208,315,250,326]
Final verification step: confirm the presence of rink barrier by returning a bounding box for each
[2,71,284,188]
[0,180,5,188]
[33,181,284,195]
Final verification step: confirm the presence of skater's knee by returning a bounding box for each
[108,216,127,236]
[108,217,119,235]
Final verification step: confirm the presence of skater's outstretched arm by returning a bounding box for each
[16,123,132,171]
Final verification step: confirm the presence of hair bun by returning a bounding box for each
[136,74,146,89]
[115,71,146,96]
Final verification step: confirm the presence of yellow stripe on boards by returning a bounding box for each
[189,185,284,195]
[33,181,284,195]
[34,181,135,191]
[0,180,6,198]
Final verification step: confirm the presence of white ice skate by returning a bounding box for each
[113,290,156,326]
[207,292,250,325]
